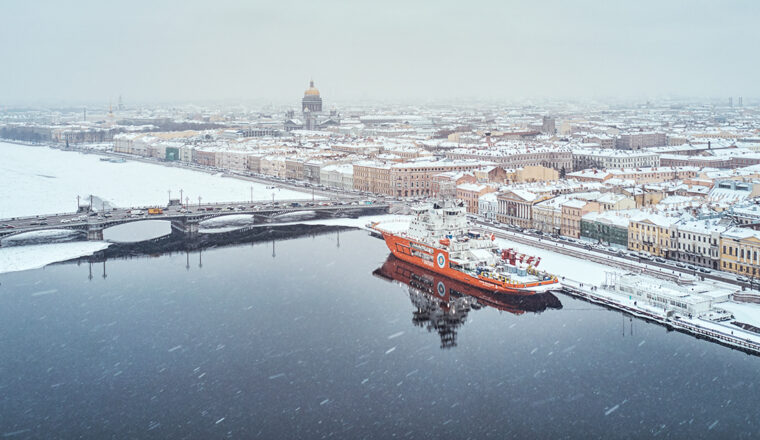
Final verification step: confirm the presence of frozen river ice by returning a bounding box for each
[0,142,313,218]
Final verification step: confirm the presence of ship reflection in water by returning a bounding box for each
[373,255,563,349]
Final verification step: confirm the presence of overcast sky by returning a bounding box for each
[1,0,758,106]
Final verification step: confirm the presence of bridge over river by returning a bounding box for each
[0,199,390,245]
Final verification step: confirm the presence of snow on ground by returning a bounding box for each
[0,142,313,218]
[718,301,760,325]
[492,236,624,285]
[0,241,110,274]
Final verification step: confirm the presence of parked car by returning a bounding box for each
[699,268,712,273]
[675,262,686,268]
[687,265,698,270]
[655,257,666,263]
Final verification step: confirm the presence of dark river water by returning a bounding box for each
[1,229,759,439]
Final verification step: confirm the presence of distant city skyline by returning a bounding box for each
[1,0,759,106]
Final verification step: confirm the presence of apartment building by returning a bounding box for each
[628,215,678,257]
[285,158,305,180]
[456,183,496,213]
[561,199,600,238]
[431,171,476,197]
[352,162,392,194]
[320,164,353,191]
[720,227,760,276]
[445,145,572,171]
[389,161,486,198]
[616,132,668,150]
[532,197,565,234]
[580,210,636,247]
[673,219,726,269]
[572,149,660,171]
[478,192,499,220]
[216,150,250,173]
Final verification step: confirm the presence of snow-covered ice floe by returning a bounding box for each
[194,213,409,235]
[271,210,317,221]
[199,214,256,233]
[0,241,110,274]
[199,214,255,228]
[0,229,84,247]
[260,214,409,232]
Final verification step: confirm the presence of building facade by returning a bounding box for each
[673,219,726,269]
[720,228,760,277]
[628,216,677,257]
[496,190,541,228]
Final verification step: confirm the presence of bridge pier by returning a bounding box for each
[186,221,199,237]
[87,226,104,241]
[171,218,200,237]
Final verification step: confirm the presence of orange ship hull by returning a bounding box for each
[373,254,562,315]
[380,231,559,295]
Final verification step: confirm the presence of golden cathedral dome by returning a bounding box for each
[304,80,320,96]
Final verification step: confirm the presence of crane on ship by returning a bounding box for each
[501,248,542,267]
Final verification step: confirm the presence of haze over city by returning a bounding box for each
[4,1,760,438]
[2,0,759,105]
